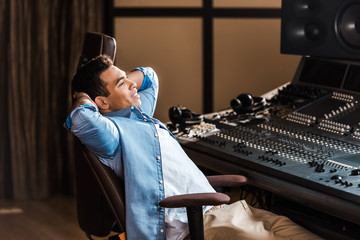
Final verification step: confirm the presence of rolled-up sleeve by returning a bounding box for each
[133,67,159,117]
[65,104,120,159]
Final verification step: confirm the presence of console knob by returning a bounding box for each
[351,169,360,176]
[331,175,342,180]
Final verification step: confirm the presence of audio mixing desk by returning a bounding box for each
[172,57,360,239]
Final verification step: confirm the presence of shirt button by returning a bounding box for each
[131,106,134,110]
[157,156,160,160]
[144,119,147,122]
[154,133,158,137]
[159,180,163,184]
[160,229,164,233]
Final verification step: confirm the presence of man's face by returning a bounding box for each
[100,65,141,112]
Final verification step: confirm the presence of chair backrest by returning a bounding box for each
[75,140,126,236]
[74,32,125,237]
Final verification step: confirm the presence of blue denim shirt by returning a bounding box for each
[66,67,167,239]
[66,67,215,239]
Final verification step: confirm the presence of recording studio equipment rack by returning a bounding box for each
[172,57,360,239]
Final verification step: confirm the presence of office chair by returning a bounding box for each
[73,32,248,240]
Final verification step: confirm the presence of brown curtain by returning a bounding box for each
[0,0,104,199]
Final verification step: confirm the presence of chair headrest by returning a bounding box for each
[77,32,116,69]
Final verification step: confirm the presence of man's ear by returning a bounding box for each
[94,96,109,111]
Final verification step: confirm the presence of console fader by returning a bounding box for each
[174,57,360,232]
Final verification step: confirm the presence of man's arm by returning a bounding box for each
[132,67,159,117]
[127,69,144,90]
[66,92,120,160]
[71,92,98,111]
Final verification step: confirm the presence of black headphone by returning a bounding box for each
[169,106,203,126]
[230,93,266,114]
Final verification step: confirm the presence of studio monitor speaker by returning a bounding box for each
[281,0,360,60]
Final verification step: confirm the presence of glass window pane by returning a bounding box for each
[114,18,202,121]
[114,0,202,7]
[214,0,281,8]
[214,19,300,112]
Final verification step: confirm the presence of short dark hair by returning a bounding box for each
[72,55,113,100]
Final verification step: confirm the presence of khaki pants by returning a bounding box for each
[199,200,323,240]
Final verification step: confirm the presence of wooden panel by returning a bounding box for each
[214,19,301,112]
[114,0,202,7]
[114,18,202,122]
[214,0,281,8]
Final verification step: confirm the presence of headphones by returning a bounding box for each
[169,106,203,126]
[230,93,266,114]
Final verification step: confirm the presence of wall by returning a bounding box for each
[113,0,301,122]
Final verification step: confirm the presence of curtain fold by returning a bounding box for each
[0,0,104,199]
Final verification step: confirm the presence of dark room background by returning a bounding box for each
[0,0,104,199]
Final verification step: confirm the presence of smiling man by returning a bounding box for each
[70,56,143,113]
[93,65,141,113]
[67,55,216,239]
[66,55,323,240]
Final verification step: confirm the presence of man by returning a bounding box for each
[66,55,322,240]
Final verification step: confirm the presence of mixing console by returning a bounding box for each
[173,57,360,236]
[179,109,360,204]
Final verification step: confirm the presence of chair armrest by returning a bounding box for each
[159,192,230,208]
[206,175,247,188]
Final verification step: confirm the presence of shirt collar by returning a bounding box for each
[103,106,132,118]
